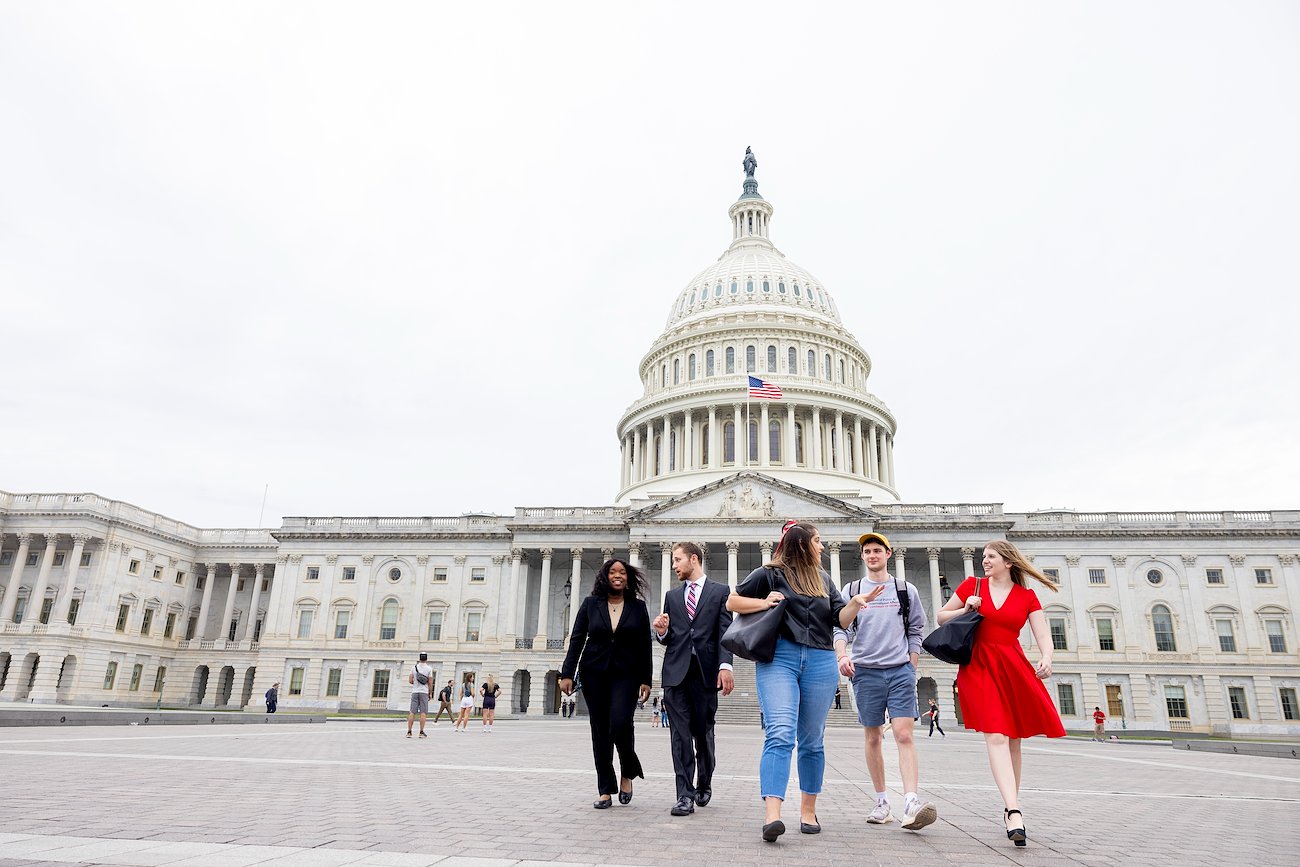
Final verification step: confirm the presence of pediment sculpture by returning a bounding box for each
[715,482,776,518]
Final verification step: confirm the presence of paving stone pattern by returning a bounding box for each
[0,719,1296,866]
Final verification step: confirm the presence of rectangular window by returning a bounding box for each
[0,551,11,566]
[1049,617,1068,651]
[237,579,245,592]
[341,567,356,582]
[1255,568,1273,585]
[140,609,154,636]
[115,604,130,633]
[465,612,482,642]
[39,597,54,625]
[1216,619,1236,653]
[54,552,66,567]
[433,567,448,583]
[1205,568,1224,585]
[1227,686,1249,719]
[427,611,443,641]
[1056,683,1077,716]
[26,551,39,567]
[1164,685,1189,719]
[67,598,80,626]
[253,619,263,642]
[197,575,206,591]
[1280,688,1299,721]
[289,667,304,695]
[1097,618,1115,651]
[13,598,26,623]
[262,578,269,592]
[128,559,140,574]
[1106,684,1124,718]
[153,666,167,693]
[185,616,197,640]
[164,612,176,638]
[1266,620,1288,653]
[175,571,186,586]
[129,663,143,691]
[326,668,342,697]
[372,670,390,699]
[152,566,163,580]
[305,566,320,582]
[1043,568,1059,582]
[80,552,92,567]
[103,661,118,689]
[1087,568,1107,585]
[227,619,238,642]
[297,609,313,639]
[470,567,486,582]
[334,610,350,639]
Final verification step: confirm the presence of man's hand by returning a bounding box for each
[559,677,574,696]
[639,684,651,703]
[653,612,669,637]
[837,655,855,678]
[717,669,734,696]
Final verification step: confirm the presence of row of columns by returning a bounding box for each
[620,404,895,489]
[0,532,95,625]
[189,562,271,643]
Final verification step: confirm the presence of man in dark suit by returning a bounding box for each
[653,541,734,816]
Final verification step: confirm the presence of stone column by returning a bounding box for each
[684,409,694,470]
[811,408,823,469]
[853,417,865,477]
[533,548,553,646]
[643,422,653,478]
[566,548,583,637]
[760,402,770,466]
[242,564,265,642]
[927,548,943,627]
[628,541,642,569]
[619,436,628,489]
[834,410,845,471]
[786,404,796,466]
[867,422,878,479]
[732,404,742,465]
[961,547,976,580]
[52,533,91,624]
[1,533,32,622]
[759,541,773,565]
[660,542,672,613]
[504,549,523,642]
[28,535,59,624]
[885,434,895,487]
[707,406,718,467]
[658,417,668,476]
[196,562,218,640]
[894,547,908,585]
[727,542,740,590]
[219,563,241,645]
[828,541,843,588]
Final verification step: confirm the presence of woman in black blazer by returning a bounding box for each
[560,557,653,809]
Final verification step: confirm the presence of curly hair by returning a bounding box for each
[591,557,647,600]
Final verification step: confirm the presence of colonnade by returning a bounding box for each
[0,532,98,626]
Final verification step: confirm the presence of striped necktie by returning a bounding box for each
[686,582,698,620]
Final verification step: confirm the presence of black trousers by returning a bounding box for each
[583,673,644,795]
[663,658,719,801]
[929,716,945,736]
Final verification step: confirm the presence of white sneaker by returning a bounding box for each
[900,800,937,831]
[866,801,894,824]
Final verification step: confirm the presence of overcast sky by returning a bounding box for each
[2,3,1297,528]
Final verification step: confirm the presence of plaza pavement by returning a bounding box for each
[0,715,1297,867]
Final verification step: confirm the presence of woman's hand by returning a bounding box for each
[639,684,651,704]
[559,677,574,696]
[850,583,886,608]
[765,591,785,608]
[1034,657,1052,679]
[964,593,983,613]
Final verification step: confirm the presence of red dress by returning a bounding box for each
[954,576,1066,739]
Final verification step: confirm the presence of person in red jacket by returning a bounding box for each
[1092,707,1107,742]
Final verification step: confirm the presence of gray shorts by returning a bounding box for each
[410,692,430,714]
[851,662,918,726]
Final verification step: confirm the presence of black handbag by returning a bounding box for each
[922,578,984,665]
[721,599,787,663]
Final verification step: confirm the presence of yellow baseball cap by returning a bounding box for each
[858,532,891,550]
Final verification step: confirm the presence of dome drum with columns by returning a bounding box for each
[617,153,898,505]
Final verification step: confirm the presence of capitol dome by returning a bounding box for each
[615,151,899,505]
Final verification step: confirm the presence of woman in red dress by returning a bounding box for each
[936,540,1064,847]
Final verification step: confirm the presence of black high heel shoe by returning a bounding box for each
[1004,809,1027,847]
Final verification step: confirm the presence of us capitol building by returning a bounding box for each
[3,154,1297,736]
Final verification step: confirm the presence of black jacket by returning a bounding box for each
[657,578,734,688]
[561,595,653,686]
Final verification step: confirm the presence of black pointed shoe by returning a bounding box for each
[761,820,786,842]
[800,815,821,834]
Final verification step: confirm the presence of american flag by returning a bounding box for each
[748,375,783,400]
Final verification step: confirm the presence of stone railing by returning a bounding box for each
[879,503,1003,518]
[515,638,534,649]
[514,506,631,522]
[1025,510,1286,526]
[546,639,565,650]
[282,515,509,533]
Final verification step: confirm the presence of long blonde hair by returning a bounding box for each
[985,540,1058,592]
[767,521,827,597]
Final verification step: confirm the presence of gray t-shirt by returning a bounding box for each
[832,575,926,669]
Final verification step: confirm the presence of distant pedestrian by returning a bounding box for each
[433,680,455,724]
[481,675,501,732]
[1092,707,1106,742]
[925,699,946,738]
[659,694,670,728]
[834,686,842,709]
[264,682,279,714]
[455,672,476,731]
[651,695,661,728]
[408,653,433,738]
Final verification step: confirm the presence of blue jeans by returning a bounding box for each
[755,637,839,800]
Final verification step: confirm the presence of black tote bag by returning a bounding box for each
[922,578,983,665]
[721,599,787,664]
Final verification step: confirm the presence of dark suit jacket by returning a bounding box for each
[561,595,653,687]
[658,578,734,688]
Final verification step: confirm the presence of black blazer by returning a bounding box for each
[561,595,653,686]
[658,578,734,688]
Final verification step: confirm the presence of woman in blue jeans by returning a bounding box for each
[729,521,851,842]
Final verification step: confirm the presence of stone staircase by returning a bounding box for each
[714,657,861,728]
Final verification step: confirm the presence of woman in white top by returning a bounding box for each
[455,672,476,731]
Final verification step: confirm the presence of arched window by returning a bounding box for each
[725,347,735,373]
[1152,605,1176,652]
[824,353,832,381]
[767,345,777,372]
[807,349,815,374]
[794,422,804,465]
[730,280,738,295]
[746,345,756,372]
[748,420,759,463]
[846,432,855,473]
[661,364,667,387]
[830,427,838,469]
[723,422,735,464]
[793,283,802,297]
[762,280,770,293]
[669,429,677,472]
[839,359,845,383]
[673,358,680,385]
[778,281,786,294]
[769,420,782,463]
[787,347,797,374]
[701,424,710,467]
[688,354,697,380]
[715,283,722,297]
[654,436,662,475]
[380,599,399,640]
[746,280,754,293]
[688,289,695,305]
[706,349,715,376]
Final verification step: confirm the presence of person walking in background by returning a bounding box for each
[407,652,433,738]
[659,693,670,728]
[833,531,936,832]
[560,557,653,809]
[455,672,476,732]
[729,521,843,842]
[925,699,946,738]
[480,675,501,732]
[1092,706,1106,742]
[936,540,1065,848]
[654,541,734,818]
[264,682,279,714]
[834,686,842,709]
[651,694,661,727]
[433,680,455,725]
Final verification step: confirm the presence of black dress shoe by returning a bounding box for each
[670,796,695,816]
[800,815,821,834]
[619,782,633,805]
[694,789,712,807]
[761,820,785,842]
[593,797,612,810]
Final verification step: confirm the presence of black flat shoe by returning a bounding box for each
[619,782,633,805]
[593,797,613,810]
[799,815,821,834]
[761,820,786,842]
[1005,809,1027,846]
